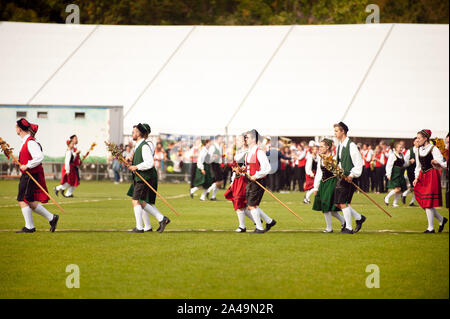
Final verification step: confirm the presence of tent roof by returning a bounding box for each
[0,22,448,138]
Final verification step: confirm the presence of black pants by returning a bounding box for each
[292,166,302,191]
[360,167,370,192]
[374,166,385,193]
[369,169,376,192]
[190,163,197,188]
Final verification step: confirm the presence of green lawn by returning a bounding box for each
[0,180,448,299]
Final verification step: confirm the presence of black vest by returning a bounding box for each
[419,148,434,172]
[393,154,405,168]
[321,165,335,181]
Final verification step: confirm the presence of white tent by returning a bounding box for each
[0,21,448,139]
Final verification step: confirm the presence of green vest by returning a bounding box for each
[133,140,157,182]
[337,138,354,176]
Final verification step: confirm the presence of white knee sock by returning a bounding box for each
[21,206,34,229]
[211,184,219,199]
[425,208,434,231]
[143,204,164,222]
[142,210,152,231]
[65,186,75,196]
[323,212,332,231]
[393,193,401,206]
[305,189,314,201]
[342,207,353,230]
[331,211,345,225]
[200,190,208,200]
[250,208,263,230]
[258,208,273,224]
[385,190,396,202]
[190,186,199,194]
[236,210,246,229]
[431,207,444,224]
[349,205,362,220]
[402,189,411,197]
[133,205,144,230]
[33,204,54,221]
[244,208,255,223]
[56,183,69,191]
[207,183,216,193]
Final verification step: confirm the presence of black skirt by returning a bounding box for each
[17,173,38,202]
[246,178,266,206]
[210,163,223,182]
[333,177,355,204]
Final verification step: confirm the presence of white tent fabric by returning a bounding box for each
[0,21,448,138]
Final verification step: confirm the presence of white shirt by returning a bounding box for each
[362,149,373,162]
[134,139,155,171]
[197,146,212,170]
[337,137,363,178]
[305,153,317,177]
[19,134,44,169]
[234,148,248,163]
[209,142,223,164]
[64,149,72,172]
[414,144,446,179]
[245,145,271,179]
[385,151,408,178]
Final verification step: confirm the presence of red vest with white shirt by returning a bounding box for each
[19,136,43,174]
[246,148,261,177]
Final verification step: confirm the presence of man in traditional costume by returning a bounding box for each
[126,123,170,233]
[333,122,366,234]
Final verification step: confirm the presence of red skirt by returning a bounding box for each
[304,172,315,191]
[25,166,50,204]
[224,175,247,210]
[60,164,80,187]
[414,168,442,208]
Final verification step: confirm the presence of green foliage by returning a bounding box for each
[1,0,448,25]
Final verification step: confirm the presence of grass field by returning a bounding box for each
[0,180,448,299]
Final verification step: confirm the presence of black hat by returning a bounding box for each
[135,123,149,136]
[247,129,260,143]
[337,122,349,134]
[17,118,31,131]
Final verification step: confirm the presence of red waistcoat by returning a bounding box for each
[19,136,43,174]
[246,148,261,176]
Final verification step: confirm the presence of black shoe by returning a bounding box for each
[16,227,36,233]
[265,219,277,232]
[341,222,346,232]
[49,214,59,232]
[235,227,246,233]
[341,228,353,234]
[354,215,366,233]
[253,229,266,234]
[128,227,144,233]
[402,196,406,204]
[190,192,194,199]
[438,217,448,233]
[206,192,210,200]
[144,228,153,232]
[157,216,170,233]
[409,203,416,207]
[424,229,435,233]
[210,198,217,201]
[54,187,59,197]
